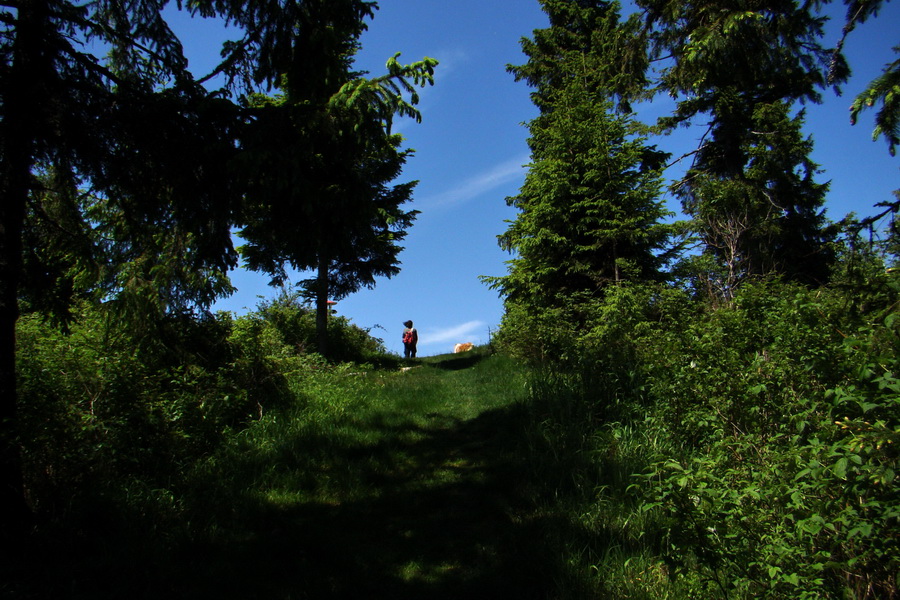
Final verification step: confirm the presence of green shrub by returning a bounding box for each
[256,290,392,365]
[15,294,397,530]
[492,276,899,598]
[633,282,899,598]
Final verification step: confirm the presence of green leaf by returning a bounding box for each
[848,522,874,538]
[834,457,848,479]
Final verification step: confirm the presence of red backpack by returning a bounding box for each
[403,329,414,344]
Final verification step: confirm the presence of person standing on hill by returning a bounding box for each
[402,320,418,359]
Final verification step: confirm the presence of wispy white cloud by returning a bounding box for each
[422,154,529,209]
[429,47,468,79]
[419,320,486,346]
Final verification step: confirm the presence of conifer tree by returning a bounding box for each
[0,0,428,533]
[235,0,434,357]
[677,102,833,288]
[637,0,838,286]
[850,45,900,157]
[489,0,670,309]
[1,0,246,537]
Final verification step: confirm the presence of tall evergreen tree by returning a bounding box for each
[637,0,839,286]
[0,0,249,537]
[237,89,423,357]
[234,0,434,357]
[1,0,426,534]
[489,0,670,309]
[849,45,900,157]
[677,102,833,288]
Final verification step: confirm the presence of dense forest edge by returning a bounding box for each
[6,276,900,599]
[3,0,900,598]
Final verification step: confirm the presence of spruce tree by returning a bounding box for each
[677,102,833,288]
[235,1,434,356]
[1,0,244,536]
[850,45,900,157]
[489,0,670,309]
[637,0,838,286]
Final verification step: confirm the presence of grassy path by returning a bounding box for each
[174,350,560,599]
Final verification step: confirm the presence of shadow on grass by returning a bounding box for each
[9,401,590,599]
[167,405,558,599]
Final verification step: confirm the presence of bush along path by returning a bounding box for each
[162,348,564,600]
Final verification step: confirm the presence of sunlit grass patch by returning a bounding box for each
[260,488,309,508]
[397,560,463,584]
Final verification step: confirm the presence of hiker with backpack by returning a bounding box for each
[402,320,418,359]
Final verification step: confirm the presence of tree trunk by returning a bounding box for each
[1,0,48,540]
[315,258,329,357]
[613,240,620,284]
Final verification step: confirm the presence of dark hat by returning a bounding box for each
[403,320,413,328]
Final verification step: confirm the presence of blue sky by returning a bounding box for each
[186,0,899,356]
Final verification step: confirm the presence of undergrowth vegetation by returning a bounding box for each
[496,272,900,598]
[13,294,396,552]
[9,267,900,599]
[9,294,553,598]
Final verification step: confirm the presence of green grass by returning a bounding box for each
[167,347,559,599]
[8,347,677,599]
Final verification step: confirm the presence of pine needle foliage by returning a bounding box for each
[488,0,673,315]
